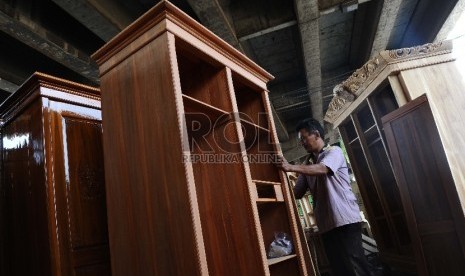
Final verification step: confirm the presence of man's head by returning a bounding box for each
[295,119,325,153]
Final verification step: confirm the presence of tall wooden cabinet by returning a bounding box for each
[325,41,465,275]
[92,1,313,276]
[0,73,111,275]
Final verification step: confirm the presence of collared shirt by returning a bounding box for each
[294,145,361,233]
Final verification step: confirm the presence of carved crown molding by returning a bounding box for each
[324,40,453,124]
[385,41,449,61]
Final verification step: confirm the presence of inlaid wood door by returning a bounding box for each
[382,95,465,276]
[48,101,111,276]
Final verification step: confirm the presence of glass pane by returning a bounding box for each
[364,125,380,147]
[368,140,403,213]
[349,140,384,217]
[342,119,357,142]
[356,104,375,132]
[371,84,399,118]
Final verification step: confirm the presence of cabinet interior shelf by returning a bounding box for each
[253,180,281,186]
[364,124,377,134]
[182,94,230,118]
[257,198,282,204]
[240,118,269,133]
[267,254,297,266]
[367,137,382,148]
[349,137,359,144]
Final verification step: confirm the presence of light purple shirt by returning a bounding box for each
[294,146,361,233]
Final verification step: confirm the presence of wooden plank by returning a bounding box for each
[253,180,281,185]
[268,254,297,266]
[399,63,465,215]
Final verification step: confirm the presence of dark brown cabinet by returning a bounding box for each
[92,1,313,276]
[338,83,415,271]
[325,40,465,275]
[383,95,465,276]
[0,73,111,275]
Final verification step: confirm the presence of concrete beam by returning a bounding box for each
[294,0,323,122]
[0,64,26,86]
[348,0,384,68]
[0,9,99,83]
[369,0,403,57]
[52,0,124,41]
[435,0,465,42]
[0,77,18,94]
[86,0,135,30]
[186,0,244,51]
[238,20,297,41]
[0,64,21,94]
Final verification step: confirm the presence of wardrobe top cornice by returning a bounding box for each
[92,0,273,83]
[324,40,454,126]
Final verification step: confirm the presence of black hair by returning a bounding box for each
[295,118,324,137]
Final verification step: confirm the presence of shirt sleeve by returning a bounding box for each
[320,146,344,176]
[293,174,308,199]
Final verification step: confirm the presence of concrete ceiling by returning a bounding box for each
[0,0,461,160]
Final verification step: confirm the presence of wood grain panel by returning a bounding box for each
[3,100,52,276]
[177,40,233,112]
[421,232,465,275]
[399,62,465,215]
[387,75,408,106]
[60,117,110,274]
[233,74,268,129]
[46,101,110,276]
[99,32,205,276]
[383,95,465,276]
[188,121,264,276]
[64,118,107,248]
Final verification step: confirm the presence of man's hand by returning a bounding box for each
[275,155,329,176]
[274,155,292,172]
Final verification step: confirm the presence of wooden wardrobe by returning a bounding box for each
[0,73,111,275]
[92,1,313,275]
[325,40,465,275]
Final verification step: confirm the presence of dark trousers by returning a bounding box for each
[321,222,374,276]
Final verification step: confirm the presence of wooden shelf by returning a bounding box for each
[182,94,230,119]
[267,254,297,266]
[367,136,382,148]
[253,180,281,185]
[183,94,231,129]
[257,198,281,204]
[364,124,377,134]
[349,136,359,144]
[240,118,269,133]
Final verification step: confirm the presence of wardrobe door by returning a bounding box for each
[50,104,111,275]
[382,95,465,276]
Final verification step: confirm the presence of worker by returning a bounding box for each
[275,118,375,276]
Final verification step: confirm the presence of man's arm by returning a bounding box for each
[275,156,328,176]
